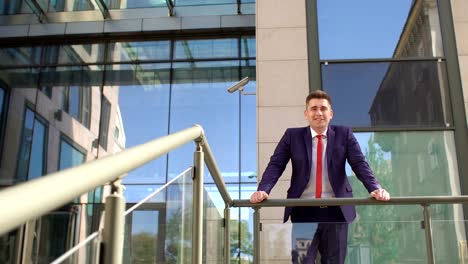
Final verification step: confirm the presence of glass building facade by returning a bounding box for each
[1,0,468,263]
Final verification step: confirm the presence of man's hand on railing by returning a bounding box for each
[250,191,269,203]
[370,188,391,201]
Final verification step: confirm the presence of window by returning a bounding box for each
[99,96,111,150]
[0,86,7,156]
[61,86,91,128]
[59,137,85,170]
[16,107,48,181]
[114,127,119,141]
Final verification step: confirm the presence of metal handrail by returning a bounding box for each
[0,124,232,264]
[231,196,468,264]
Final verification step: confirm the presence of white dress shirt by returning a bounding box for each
[300,127,335,199]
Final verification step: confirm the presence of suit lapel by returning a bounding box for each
[326,126,335,169]
[303,127,312,174]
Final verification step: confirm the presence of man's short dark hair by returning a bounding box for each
[306,90,332,106]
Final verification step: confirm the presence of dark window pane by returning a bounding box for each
[27,118,47,180]
[59,138,85,170]
[318,0,443,59]
[0,0,32,14]
[16,108,35,181]
[0,47,41,67]
[99,96,111,150]
[81,87,91,128]
[322,61,452,127]
[68,86,80,120]
[174,39,238,60]
[0,86,4,124]
[36,212,75,262]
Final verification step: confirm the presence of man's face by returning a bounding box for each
[304,98,333,132]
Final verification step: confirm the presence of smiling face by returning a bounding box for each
[304,98,333,134]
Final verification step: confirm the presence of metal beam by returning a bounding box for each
[92,0,110,19]
[24,0,47,23]
[166,0,175,16]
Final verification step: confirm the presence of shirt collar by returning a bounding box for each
[310,127,328,138]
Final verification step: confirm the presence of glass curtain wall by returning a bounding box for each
[315,0,462,263]
[0,35,255,263]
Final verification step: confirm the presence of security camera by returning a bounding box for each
[227,77,249,93]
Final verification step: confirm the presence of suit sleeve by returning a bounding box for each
[346,128,382,193]
[257,129,292,194]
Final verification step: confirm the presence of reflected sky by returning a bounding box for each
[318,0,413,59]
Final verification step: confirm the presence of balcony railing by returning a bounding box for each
[1,124,467,263]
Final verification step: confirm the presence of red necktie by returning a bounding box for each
[315,135,323,198]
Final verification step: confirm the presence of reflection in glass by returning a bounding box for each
[176,0,235,6]
[318,0,443,59]
[107,0,166,9]
[0,47,41,67]
[174,39,238,60]
[16,108,47,181]
[322,61,451,127]
[59,137,85,170]
[0,0,32,15]
[241,36,256,58]
[108,41,171,62]
[168,61,240,182]
[241,60,257,183]
[99,96,111,150]
[124,210,161,263]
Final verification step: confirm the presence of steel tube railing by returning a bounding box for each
[233,196,468,264]
[192,145,204,264]
[231,196,468,207]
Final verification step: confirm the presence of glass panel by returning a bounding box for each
[432,219,468,264]
[27,118,47,180]
[123,168,194,263]
[241,36,256,58]
[0,229,17,264]
[348,131,460,197]
[0,47,41,67]
[16,108,35,181]
[35,212,77,263]
[0,0,33,14]
[106,0,166,9]
[81,87,91,128]
[59,138,86,170]
[49,232,99,264]
[317,0,443,59]
[68,86,80,120]
[203,184,224,263]
[241,60,256,183]
[40,66,104,88]
[108,41,171,62]
[175,0,235,6]
[168,61,240,183]
[124,185,165,203]
[174,39,238,60]
[57,44,105,64]
[0,68,39,89]
[46,0,95,12]
[322,61,452,127]
[108,63,170,184]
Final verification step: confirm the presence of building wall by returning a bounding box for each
[452,0,468,126]
[256,0,310,262]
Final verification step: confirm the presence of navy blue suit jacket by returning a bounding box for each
[257,125,381,223]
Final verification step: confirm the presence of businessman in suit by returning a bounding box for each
[250,90,390,263]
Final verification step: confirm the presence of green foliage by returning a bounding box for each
[230,219,254,264]
[347,135,400,264]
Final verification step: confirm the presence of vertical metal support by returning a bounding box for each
[224,206,231,264]
[192,144,204,264]
[102,182,126,264]
[422,205,435,264]
[305,0,322,92]
[253,207,260,264]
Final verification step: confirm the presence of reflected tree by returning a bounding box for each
[230,219,253,264]
[347,135,399,264]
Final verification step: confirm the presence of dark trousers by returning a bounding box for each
[291,207,349,264]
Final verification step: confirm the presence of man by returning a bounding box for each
[250,90,390,263]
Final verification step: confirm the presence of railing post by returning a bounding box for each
[224,206,230,264]
[253,207,260,264]
[102,181,126,264]
[422,204,435,264]
[193,144,204,264]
